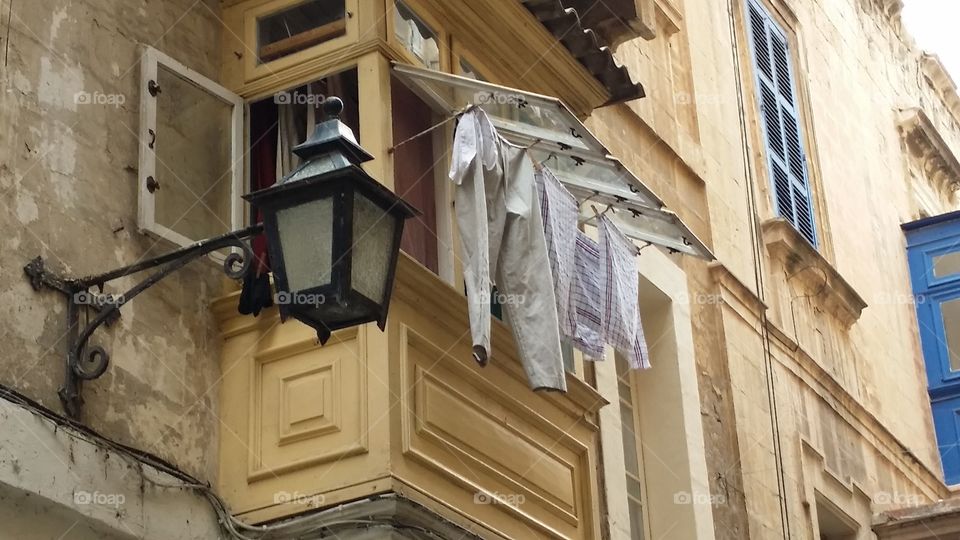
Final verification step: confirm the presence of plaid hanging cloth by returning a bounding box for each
[567,231,606,359]
[598,215,651,369]
[535,166,579,337]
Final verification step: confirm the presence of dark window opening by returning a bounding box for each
[815,497,858,540]
[391,75,439,274]
[248,69,360,271]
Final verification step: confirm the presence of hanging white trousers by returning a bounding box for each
[451,110,566,391]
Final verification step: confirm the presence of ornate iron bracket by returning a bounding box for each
[23,224,264,419]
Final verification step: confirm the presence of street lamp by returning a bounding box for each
[24,96,417,418]
[245,96,418,344]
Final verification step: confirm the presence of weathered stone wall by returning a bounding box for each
[588,0,960,536]
[0,0,226,481]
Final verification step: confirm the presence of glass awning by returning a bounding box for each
[392,62,713,260]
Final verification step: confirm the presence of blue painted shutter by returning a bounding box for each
[905,222,960,485]
[746,0,817,246]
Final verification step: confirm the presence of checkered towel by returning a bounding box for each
[568,231,606,359]
[599,216,650,369]
[535,167,578,336]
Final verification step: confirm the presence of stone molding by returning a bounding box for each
[709,260,947,504]
[898,107,960,204]
[874,497,960,539]
[0,397,220,539]
[266,494,483,539]
[873,0,904,20]
[921,53,960,127]
[761,219,868,327]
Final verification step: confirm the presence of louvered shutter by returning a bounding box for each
[746,0,817,246]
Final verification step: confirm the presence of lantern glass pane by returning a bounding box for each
[277,197,334,292]
[351,193,396,304]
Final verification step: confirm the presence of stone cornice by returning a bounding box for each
[898,107,960,203]
[761,219,868,327]
[872,0,904,20]
[874,497,960,538]
[921,53,960,127]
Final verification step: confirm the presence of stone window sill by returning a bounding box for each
[761,218,867,327]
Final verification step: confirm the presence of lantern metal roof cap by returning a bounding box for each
[291,96,374,166]
[244,96,421,220]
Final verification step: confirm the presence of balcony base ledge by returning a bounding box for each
[257,492,482,539]
[761,218,867,327]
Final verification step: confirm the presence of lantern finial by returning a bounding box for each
[323,96,343,119]
[289,95,372,167]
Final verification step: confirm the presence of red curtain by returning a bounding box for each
[249,99,279,274]
[391,77,438,273]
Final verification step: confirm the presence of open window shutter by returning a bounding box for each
[746,0,817,246]
[138,47,244,250]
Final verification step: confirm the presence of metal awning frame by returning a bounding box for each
[392,62,714,260]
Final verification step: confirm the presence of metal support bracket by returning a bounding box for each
[23,224,264,419]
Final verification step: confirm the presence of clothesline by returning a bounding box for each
[388,103,549,155]
[386,105,468,154]
[387,103,635,231]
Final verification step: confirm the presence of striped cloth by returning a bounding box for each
[568,231,606,359]
[599,216,650,369]
[535,166,579,336]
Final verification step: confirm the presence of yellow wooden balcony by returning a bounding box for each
[214,254,608,539]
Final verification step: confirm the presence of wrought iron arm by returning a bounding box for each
[23,224,264,419]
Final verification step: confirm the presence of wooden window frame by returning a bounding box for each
[241,0,360,84]
[234,0,458,285]
[386,0,450,73]
[137,46,245,253]
[383,1,456,283]
[617,357,653,540]
[735,0,834,259]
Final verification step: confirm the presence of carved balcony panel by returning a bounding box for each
[214,254,607,538]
